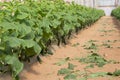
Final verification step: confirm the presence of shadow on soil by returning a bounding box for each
[20,57,41,80]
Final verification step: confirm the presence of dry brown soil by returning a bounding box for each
[1,16,120,80]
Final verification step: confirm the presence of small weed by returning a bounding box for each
[57,62,120,80]
[101,41,113,48]
[99,29,115,33]
[57,63,78,80]
[107,70,120,76]
[58,68,71,75]
[54,57,70,66]
[79,53,108,67]
[99,29,107,33]
[105,40,118,43]
[102,43,112,48]
[68,63,76,70]
[88,72,108,78]
[72,43,80,47]
[64,73,77,80]
[82,40,98,51]
[90,40,97,43]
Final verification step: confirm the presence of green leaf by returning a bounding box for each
[22,40,41,55]
[33,43,41,55]
[79,78,87,80]
[0,22,17,30]
[3,37,22,47]
[22,40,35,48]
[5,55,23,77]
[88,72,108,78]
[68,63,76,70]
[63,24,71,34]
[58,68,71,75]
[85,64,94,69]
[40,18,51,33]
[25,48,36,57]
[17,12,28,20]
[79,53,108,67]
[72,43,80,47]
[64,73,77,80]
[113,70,120,76]
[54,57,70,66]
[17,23,32,37]
[51,20,61,28]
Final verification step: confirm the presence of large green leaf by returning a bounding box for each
[0,22,17,30]
[21,40,35,48]
[22,40,41,55]
[3,37,22,47]
[5,55,23,77]
[17,23,32,37]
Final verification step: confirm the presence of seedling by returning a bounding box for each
[102,42,113,48]
[82,40,98,51]
[54,57,70,66]
[72,43,80,47]
[79,53,108,67]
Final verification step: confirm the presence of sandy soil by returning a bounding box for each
[1,16,120,80]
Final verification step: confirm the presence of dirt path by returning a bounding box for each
[1,16,120,80]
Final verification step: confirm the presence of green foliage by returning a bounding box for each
[58,68,71,75]
[79,53,108,67]
[57,62,115,80]
[102,42,112,48]
[72,43,80,47]
[111,7,120,19]
[82,40,98,52]
[64,73,77,80]
[88,72,108,78]
[107,70,120,76]
[0,0,104,79]
[5,55,23,78]
[68,63,76,70]
[58,63,78,80]
[54,57,70,66]
[84,43,98,50]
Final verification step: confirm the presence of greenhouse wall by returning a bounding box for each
[0,0,9,2]
[65,0,120,7]
[65,0,120,15]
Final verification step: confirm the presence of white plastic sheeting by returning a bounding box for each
[97,0,116,6]
[64,0,120,7]
[64,0,120,16]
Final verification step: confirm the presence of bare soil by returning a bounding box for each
[1,16,120,80]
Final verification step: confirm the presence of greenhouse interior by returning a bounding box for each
[0,0,120,80]
[65,0,120,15]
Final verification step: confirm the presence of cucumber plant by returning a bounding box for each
[111,7,120,19]
[0,0,104,79]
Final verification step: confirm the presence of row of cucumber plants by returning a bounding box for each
[0,0,104,79]
[111,7,120,19]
